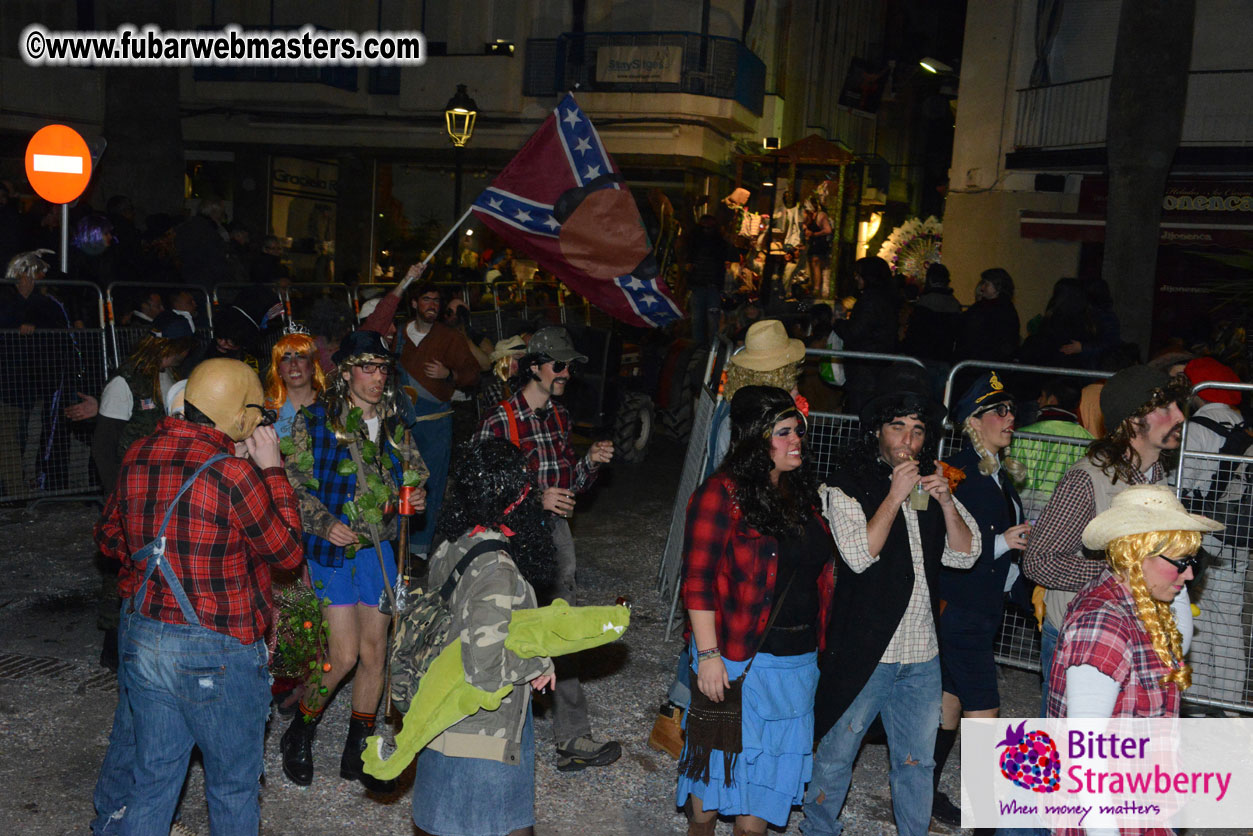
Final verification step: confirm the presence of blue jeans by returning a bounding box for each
[409,397,452,553]
[1039,619,1058,717]
[803,657,941,836]
[667,644,692,709]
[119,614,271,836]
[92,609,133,835]
[688,285,721,347]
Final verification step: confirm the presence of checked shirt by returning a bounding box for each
[97,417,304,644]
[681,473,834,662]
[1047,569,1182,720]
[476,390,600,494]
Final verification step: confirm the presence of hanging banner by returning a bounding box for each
[596,45,683,85]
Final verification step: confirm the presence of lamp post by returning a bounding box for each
[444,83,479,226]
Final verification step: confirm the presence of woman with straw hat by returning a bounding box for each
[1047,484,1221,722]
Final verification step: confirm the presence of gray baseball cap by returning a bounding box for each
[529,327,588,363]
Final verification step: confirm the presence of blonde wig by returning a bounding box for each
[962,414,1027,482]
[264,332,326,409]
[1105,528,1202,690]
[723,361,800,404]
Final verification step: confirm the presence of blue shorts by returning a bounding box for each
[308,542,397,609]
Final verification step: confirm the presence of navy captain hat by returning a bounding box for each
[953,370,1014,425]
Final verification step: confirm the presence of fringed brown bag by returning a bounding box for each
[678,575,795,788]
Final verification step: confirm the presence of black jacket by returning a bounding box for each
[815,460,950,741]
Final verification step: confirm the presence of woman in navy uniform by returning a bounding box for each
[931,371,1032,826]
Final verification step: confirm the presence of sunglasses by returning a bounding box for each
[977,402,1016,418]
[245,404,277,427]
[544,358,570,374]
[1159,553,1204,575]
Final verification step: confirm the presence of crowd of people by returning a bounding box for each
[3,193,1250,834]
[656,305,1251,836]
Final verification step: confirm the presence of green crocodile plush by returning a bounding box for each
[364,599,629,779]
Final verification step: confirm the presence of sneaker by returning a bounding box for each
[556,736,622,772]
[931,790,961,827]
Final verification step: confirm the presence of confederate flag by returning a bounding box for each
[472,94,682,328]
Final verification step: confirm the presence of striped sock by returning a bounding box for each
[299,701,324,721]
[350,709,376,730]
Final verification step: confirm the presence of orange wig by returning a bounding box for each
[264,332,326,409]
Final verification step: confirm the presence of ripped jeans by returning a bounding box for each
[118,613,271,835]
[802,657,941,836]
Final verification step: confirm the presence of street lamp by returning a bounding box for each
[445,83,479,225]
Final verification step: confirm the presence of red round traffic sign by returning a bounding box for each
[25,124,92,205]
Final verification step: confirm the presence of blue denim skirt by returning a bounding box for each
[411,709,534,836]
[676,647,818,827]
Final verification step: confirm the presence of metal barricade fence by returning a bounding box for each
[0,280,109,504]
[658,348,927,638]
[1175,380,1253,713]
[941,361,1110,676]
[106,282,214,369]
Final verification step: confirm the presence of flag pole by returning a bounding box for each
[394,206,476,295]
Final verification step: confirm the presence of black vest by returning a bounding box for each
[815,460,948,742]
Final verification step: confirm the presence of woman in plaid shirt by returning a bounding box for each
[1047,485,1221,835]
[677,386,834,836]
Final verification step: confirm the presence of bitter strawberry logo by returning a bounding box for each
[996,721,1061,793]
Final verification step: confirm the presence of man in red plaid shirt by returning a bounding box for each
[92,358,302,835]
[476,326,620,772]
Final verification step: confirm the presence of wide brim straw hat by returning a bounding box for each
[1081,484,1223,551]
[490,335,528,362]
[730,319,805,372]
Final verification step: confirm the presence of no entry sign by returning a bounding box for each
[25,124,92,204]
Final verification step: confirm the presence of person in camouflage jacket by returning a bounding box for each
[279,330,428,794]
[410,438,557,836]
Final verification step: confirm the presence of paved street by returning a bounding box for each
[0,436,1239,835]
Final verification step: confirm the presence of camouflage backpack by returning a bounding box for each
[389,539,508,714]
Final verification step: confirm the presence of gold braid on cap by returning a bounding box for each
[1105,529,1201,690]
[723,361,800,404]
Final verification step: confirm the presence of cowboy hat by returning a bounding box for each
[1081,484,1223,551]
[730,319,805,372]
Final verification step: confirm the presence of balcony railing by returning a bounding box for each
[1014,69,1253,151]
[524,31,765,116]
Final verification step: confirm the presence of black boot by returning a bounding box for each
[99,627,119,673]
[280,711,320,786]
[340,716,396,793]
[931,727,960,827]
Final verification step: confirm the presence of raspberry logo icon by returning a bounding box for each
[996,721,1061,793]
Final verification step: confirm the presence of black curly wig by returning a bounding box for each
[717,386,819,539]
[431,438,557,592]
[838,396,942,485]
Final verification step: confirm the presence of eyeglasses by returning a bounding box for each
[245,404,277,427]
[977,402,1016,418]
[355,362,390,375]
[1159,553,1204,575]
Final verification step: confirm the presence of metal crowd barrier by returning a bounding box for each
[657,353,1253,715]
[105,282,213,369]
[658,348,927,639]
[0,279,111,504]
[1174,380,1253,714]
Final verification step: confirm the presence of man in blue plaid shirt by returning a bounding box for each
[476,326,619,772]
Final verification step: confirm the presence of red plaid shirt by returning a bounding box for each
[681,473,834,661]
[97,417,303,644]
[476,391,599,494]
[1047,570,1182,720]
